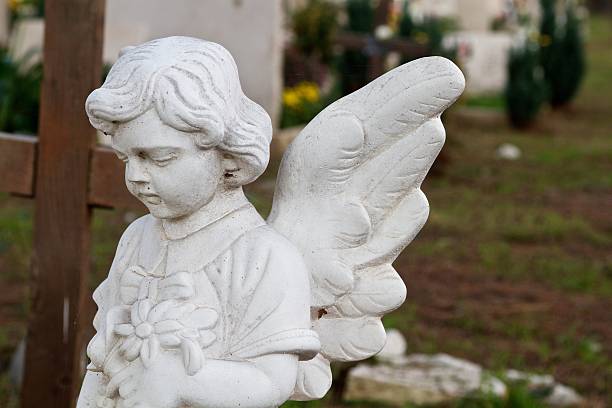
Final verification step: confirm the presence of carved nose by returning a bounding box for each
[126,160,149,183]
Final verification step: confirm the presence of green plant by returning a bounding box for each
[539,0,586,108]
[338,0,374,95]
[398,4,457,63]
[285,0,338,88]
[551,3,586,107]
[291,0,338,63]
[0,48,42,134]
[398,0,414,38]
[504,41,547,128]
[280,81,339,128]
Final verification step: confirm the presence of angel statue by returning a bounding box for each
[77,36,464,408]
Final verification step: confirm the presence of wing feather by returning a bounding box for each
[269,57,465,401]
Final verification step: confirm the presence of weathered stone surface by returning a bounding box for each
[449,31,515,94]
[376,329,407,362]
[496,143,522,160]
[345,354,506,406]
[505,369,584,407]
[544,384,584,407]
[76,35,464,407]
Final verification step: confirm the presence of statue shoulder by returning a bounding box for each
[239,224,304,261]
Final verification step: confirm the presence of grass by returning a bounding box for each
[0,12,610,408]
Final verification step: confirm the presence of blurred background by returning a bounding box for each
[0,0,610,407]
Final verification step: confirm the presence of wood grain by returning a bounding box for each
[89,145,144,210]
[22,0,106,406]
[0,133,37,196]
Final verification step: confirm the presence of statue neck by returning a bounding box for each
[161,187,251,240]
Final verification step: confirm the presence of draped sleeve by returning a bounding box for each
[212,225,320,362]
[86,215,149,371]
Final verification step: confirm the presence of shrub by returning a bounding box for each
[0,48,42,134]
[338,0,374,95]
[398,1,457,63]
[280,82,338,128]
[505,40,547,128]
[291,0,338,64]
[539,0,586,108]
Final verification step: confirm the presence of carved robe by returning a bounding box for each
[86,204,320,402]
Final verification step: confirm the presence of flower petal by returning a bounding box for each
[148,299,178,322]
[179,328,199,339]
[154,319,183,334]
[198,330,217,348]
[138,299,153,322]
[158,333,181,347]
[114,324,135,337]
[181,307,218,330]
[120,335,142,361]
[180,338,203,376]
[140,336,159,368]
[162,302,196,320]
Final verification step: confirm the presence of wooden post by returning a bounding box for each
[368,0,392,80]
[22,0,105,406]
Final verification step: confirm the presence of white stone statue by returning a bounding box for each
[77,36,464,408]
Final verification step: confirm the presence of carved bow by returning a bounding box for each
[119,265,195,304]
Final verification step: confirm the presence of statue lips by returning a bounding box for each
[138,192,162,205]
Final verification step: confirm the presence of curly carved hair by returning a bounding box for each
[85,36,272,185]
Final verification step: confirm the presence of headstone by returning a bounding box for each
[456,0,506,31]
[0,0,8,45]
[449,30,514,94]
[408,0,459,19]
[376,328,408,362]
[104,0,284,126]
[76,36,464,407]
[7,18,44,67]
[5,0,284,126]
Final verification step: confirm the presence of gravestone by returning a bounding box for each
[0,0,7,45]
[6,0,284,126]
[7,18,44,67]
[104,0,283,126]
[409,0,459,19]
[456,0,506,31]
[450,30,514,94]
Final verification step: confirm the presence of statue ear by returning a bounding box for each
[221,154,254,187]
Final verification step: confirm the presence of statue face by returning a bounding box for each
[112,109,223,219]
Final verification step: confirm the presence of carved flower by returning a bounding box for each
[114,298,218,375]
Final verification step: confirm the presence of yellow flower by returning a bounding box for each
[297,82,320,103]
[539,34,552,47]
[414,32,430,45]
[8,0,23,11]
[283,89,301,110]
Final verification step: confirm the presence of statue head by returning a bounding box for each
[85,37,272,219]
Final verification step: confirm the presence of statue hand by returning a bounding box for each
[116,351,186,408]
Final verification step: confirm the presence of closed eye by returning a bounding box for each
[151,154,177,166]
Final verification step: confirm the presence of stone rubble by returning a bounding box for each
[504,369,585,407]
[344,329,584,407]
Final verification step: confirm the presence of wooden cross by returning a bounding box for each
[0,1,427,407]
[0,1,140,406]
[334,0,428,82]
